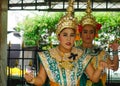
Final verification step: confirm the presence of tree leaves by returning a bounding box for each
[16,12,120,49]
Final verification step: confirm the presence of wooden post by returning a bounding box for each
[0,0,8,86]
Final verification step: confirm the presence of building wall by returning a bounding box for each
[0,0,7,86]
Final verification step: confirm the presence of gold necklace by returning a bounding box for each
[56,47,74,70]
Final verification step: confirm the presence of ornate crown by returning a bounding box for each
[80,0,100,28]
[56,0,77,36]
[78,0,102,37]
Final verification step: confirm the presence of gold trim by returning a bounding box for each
[82,55,92,66]
[59,61,74,70]
[38,52,55,82]
[65,70,71,86]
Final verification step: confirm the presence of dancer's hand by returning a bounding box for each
[99,60,115,70]
[109,38,120,51]
[99,61,108,70]
[24,72,34,83]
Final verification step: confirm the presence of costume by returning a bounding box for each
[38,47,92,86]
[37,0,92,86]
[79,45,110,86]
[78,0,109,86]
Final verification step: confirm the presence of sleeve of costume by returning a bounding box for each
[36,52,43,71]
[36,52,50,86]
[79,50,93,86]
[100,50,110,86]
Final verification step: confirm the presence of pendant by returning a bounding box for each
[59,61,74,70]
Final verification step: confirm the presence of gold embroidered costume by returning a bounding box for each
[38,47,92,86]
[37,0,93,86]
[78,1,110,86]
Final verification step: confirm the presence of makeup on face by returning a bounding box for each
[58,28,76,52]
[81,25,96,44]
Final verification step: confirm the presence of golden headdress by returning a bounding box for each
[78,0,102,37]
[56,0,77,36]
[80,0,96,27]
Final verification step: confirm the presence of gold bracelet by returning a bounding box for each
[29,78,35,84]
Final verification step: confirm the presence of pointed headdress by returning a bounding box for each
[78,0,102,36]
[56,0,77,36]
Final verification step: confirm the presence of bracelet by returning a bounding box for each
[29,78,35,84]
[112,51,118,56]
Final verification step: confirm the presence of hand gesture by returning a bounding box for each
[24,71,34,83]
[99,61,108,70]
[99,60,114,70]
[109,38,120,51]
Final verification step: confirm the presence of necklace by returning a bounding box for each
[56,47,76,70]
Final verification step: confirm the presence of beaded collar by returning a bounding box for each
[49,47,83,70]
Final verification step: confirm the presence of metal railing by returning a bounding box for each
[7,43,41,86]
[8,0,120,11]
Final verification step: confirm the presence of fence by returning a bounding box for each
[7,43,120,86]
[7,43,42,86]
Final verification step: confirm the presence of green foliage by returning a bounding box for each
[16,12,120,49]
[16,12,63,46]
[93,12,120,48]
